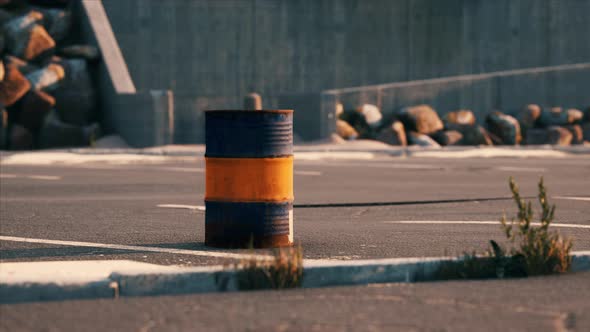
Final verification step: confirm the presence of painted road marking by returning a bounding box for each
[157,204,206,211]
[26,175,61,180]
[0,174,61,180]
[554,196,590,202]
[383,220,590,229]
[0,236,270,260]
[157,167,204,173]
[294,170,322,176]
[297,161,444,170]
[496,166,547,172]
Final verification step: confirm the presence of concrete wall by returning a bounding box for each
[101,0,590,143]
[78,0,174,147]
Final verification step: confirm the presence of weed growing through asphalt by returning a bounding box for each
[498,176,572,276]
[235,245,304,290]
[428,176,572,280]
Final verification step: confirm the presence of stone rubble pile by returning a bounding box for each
[0,0,101,150]
[337,103,590,147]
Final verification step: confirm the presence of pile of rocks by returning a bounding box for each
[0,0,100,150]
[337,103,590,147]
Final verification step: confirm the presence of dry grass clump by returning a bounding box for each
[235,245,303,290]
[429,177,572,280]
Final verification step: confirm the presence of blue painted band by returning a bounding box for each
[205,200,292,238]
[205,111,293,158]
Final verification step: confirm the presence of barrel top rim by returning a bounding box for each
[205,109,293,114]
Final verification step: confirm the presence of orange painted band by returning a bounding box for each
[205,157,293,202]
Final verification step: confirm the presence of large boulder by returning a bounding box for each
[0,66,30,106]
[38,110,100,148]
[485,111,521,145]
[525,127,572,146]
[518,104,542,144]
[398,104,443,135]
[356,104,382,129]
[538,107,584,127]
[39,8,71,42]
[339,110,372,139]
[457,125,493,146]
[376,120,406,146]
[430,130,463,146]
[407,131,441,147]
[25,62,64,91]
[564,124,584,145]
[3,12,55,61]
[51,58,96,125]
[519,104,542,128]
[8,123,33,150]
[13,89,55,133]
[443,109,476,127]
[3,55,38,75]
[336,119,358,140]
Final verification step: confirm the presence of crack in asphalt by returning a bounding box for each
[294,196,534,208]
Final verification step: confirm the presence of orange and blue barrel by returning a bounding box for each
[204,110,294,248]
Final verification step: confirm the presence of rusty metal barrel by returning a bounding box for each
[204,110,294,248]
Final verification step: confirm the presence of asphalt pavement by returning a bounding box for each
[1,151,589,330]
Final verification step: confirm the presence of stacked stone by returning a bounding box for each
[0,0,100,150]
[336,103,589,147]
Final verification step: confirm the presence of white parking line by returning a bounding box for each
[157,204,206,211]
[496,166,547,172]
[0,236,270,260]
[297,161,444,170]
[157,167,204,173]
[294,170,322,176]
[26,175,62,180]
[0,174,62,180]
[553,196,590,202]
[383,220,590,229]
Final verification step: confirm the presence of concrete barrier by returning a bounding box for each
[75,0,174,147]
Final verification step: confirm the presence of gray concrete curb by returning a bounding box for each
[2,252,589,304]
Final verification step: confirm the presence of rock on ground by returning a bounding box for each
[443,110,476,127]
[339,110,372,139]
[38,111,100,148]
[485,111,522,145]
[25,62,64,91]
[407,131,441,147]
[357,104,382,129]
[376,120,406,146]
[538,107,584,127]
[8,123,33,150]
[430,130,463,146]
[525,127,573,146]
[12,89,54,132]
[0,65,31,106]
[564,124,584,145]
[398,104,443,135]
[336,119,358,140]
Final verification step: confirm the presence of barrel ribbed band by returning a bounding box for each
[205,110,293,158]
[205,200,293,248]
[205,156,293,202]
